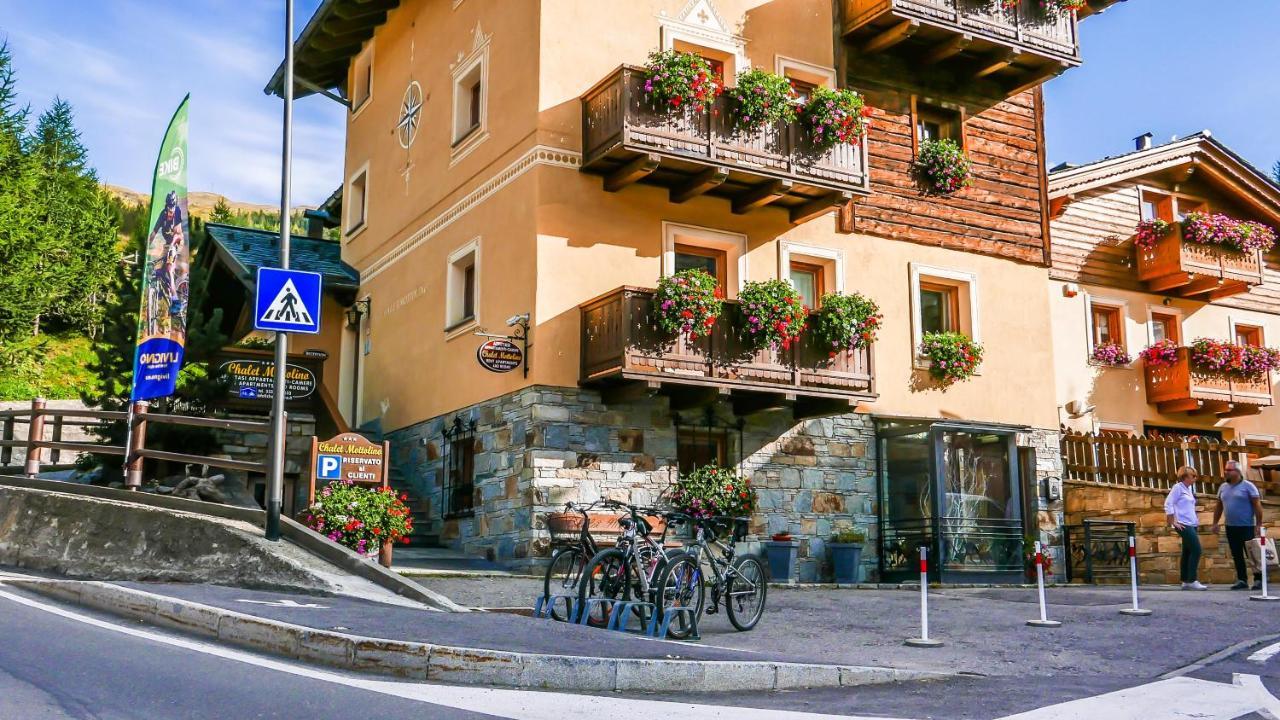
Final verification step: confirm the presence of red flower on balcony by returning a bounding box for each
[1133,219,1173,250]
[1139,339,1179,368]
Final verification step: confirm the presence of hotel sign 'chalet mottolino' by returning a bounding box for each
[309,433,390,503]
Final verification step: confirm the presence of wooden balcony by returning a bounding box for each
[1135,225,1263,301]
[1144,348,1273,418]
[580,287,877,418]
[841,0,1097,98]
[581,66,870,225]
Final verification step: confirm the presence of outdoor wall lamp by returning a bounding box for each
[345,299,370,328]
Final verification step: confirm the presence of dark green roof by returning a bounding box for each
[206,222,359,292]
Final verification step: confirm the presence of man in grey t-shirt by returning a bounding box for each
[1211,460,1264,590]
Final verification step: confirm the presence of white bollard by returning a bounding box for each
[1119,534,1152,616]
[905,545,943,647]
[1251,528,1279,602]
[1027,541,1062,628]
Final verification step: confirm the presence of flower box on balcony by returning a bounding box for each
[579,286,877,413]
[1143,346,1273,418]
[1134,223,1264,301]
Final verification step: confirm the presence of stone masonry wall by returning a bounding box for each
[387,385,880,580]
[1065,481,1280,585]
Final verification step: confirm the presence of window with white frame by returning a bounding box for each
[909,264,978,364]
[779,242,843,309]
[351,43,374,112]
[345,165,369,236]
[662,222,747,299]
[1086,298,1127,351]
[1148,306,1182,345]
[446,240,480,331]
[451,37,489,152]
[775,56,835,104]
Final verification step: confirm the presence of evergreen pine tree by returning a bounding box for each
[0,42,42,359]
[209,196,234,224]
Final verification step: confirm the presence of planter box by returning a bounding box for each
[766,539,800,583]
[830,542,864,584]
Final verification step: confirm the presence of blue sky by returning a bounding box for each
[1,0,1277,206]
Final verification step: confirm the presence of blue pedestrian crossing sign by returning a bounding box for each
[255,267,322,334]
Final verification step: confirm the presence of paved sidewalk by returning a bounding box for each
[427,576,1280,679]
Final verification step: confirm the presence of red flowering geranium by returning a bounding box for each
[1188,338,1280,379]
[1134,219,1173,250]
[920,331,983,386]
[643,49,724,113]
[914,138,971,195]
[655,269,723,340]
[815,291,881,355]
[1090,341,1131,367]
[1183,212,1277,254]
[1139,339,1179,368]
[739,279,808,351]
[669,465,755,519]
[801,86,870,151]
[304,481,414,556]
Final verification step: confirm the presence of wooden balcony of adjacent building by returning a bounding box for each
[580,66,871,226]
[1144,348,1273,418]
[1135,225,1264,301]
[840,0,1122,98]
[580,287,877,419]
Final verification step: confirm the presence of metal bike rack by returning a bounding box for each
[576,597,618,626]
[534,594,578,622]
[607,601,659,635]
[656,606,700,641]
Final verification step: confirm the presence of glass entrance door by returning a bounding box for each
[879,421,1025,583]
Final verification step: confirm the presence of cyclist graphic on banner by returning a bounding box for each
[144,191,190,337]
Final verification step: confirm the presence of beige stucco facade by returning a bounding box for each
[338,0,1059,433]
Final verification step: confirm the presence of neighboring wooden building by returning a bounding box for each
[1048,132,1280,448]
[268,0,1124,581]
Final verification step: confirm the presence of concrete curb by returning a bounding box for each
[4,578,950,693]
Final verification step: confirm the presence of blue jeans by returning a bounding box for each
[1178,526,1202,583]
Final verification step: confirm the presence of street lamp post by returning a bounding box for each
[266,0,295,541]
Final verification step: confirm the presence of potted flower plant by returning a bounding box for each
[767,531,800,584]
[303,480,414,567]
[726,68,797,135]
[1182,212,1277,254]
[830,528,867,584]
[815,291,882,358]
[738,279,808,351]
[1133,218,1173,250]
[668,464,756,519]
[654,269,723,340]
[800,86,870,151]
[920,331,983,386]
[1139,338,1179,368]
[1090,341,1131,367]
[642,49,724,113]
[914,138,971,195]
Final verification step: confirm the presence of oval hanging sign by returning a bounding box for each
[477,338,522,373]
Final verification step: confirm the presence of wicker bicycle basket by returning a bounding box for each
[546,512,587,544]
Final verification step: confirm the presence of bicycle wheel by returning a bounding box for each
[655,552,705,640]
[725,555,767,631]
[543,548,586,621]
[577,548,631,627]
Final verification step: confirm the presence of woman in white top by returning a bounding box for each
[1164,465,1207,590]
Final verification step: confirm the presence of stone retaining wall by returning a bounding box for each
[1065,481,1280,584]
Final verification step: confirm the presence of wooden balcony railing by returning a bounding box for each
[580,287,877,413]
[841,0,1086,98]
[1135,226,1264,301]
[581,66,870,225]
[1144,348,1273,418]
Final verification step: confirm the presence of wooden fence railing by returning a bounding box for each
[0,398,272,488]
[1061,430,1249,493]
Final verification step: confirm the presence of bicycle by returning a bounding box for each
[542,501,603,621]
[576,500,684,629]
[655,515,767,639]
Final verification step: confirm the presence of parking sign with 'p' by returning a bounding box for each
[316,454,341,481]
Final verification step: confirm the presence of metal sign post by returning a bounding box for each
[905,545,943,647]
[267,0,295,542]
[1119,534,1152,616]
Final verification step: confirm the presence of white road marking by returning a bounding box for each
[0,585,908,720]
[235,599,329,609]
[1249,640,1280,664]
[997,674,1280,720]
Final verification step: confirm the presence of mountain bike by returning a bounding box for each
[576,500,682,629]
[655,515,766,639]
[542,501,602,621]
